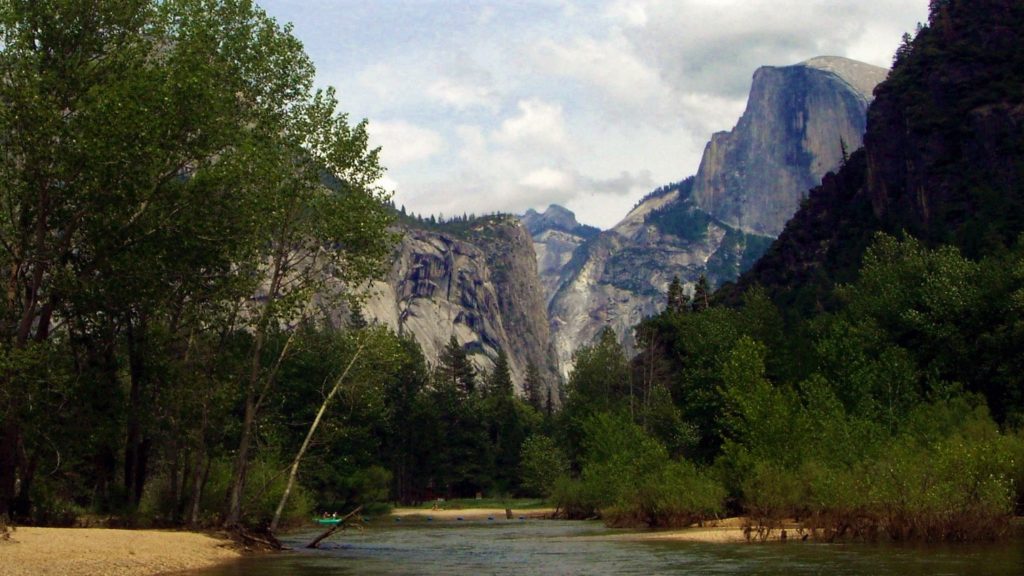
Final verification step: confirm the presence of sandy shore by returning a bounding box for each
[390,507,556,520]
[582,517,804,544]
[0,527,240,576]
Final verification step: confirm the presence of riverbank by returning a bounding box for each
[0,527,240,576]
[605,516,1024,544]
[584,517,798,544]
[390,507,556,520]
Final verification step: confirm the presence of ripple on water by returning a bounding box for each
[190,521,1024,576]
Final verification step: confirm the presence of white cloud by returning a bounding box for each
[615,0,926,98]
[262,0,930,230]
[427,78,498,111]
[520,167,574,191]
[367,121,445,167]
[603,0,648,26]
[533,32,677,123]
[493,99,569,151]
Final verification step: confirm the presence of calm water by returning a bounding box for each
[193,519,1024,575]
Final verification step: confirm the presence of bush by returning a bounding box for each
[519,435,569,498]
[197,455,314,528]
[553,412,725,527]
[550,476,603,519]
[605,460,725,528]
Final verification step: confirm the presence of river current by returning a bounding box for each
[192,518,1023,575]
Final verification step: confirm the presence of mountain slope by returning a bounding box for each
[691,56,885,237]
[731,0,1024,310]
[547,180,770,375]
[546,56,884,375]
[362,215,559,395]
[520,205,599,305]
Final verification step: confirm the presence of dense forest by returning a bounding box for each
[1,0,1022,546]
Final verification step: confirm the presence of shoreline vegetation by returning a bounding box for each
[2,515,1020,576]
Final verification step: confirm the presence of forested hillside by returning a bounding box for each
[547,0,1024,541]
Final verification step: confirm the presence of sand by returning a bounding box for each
[390,507,556,521]
[580,517,805,544]
[386,510,789,543]
[0,527,240,576]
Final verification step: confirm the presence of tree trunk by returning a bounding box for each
[0,419,20,519]
[124,314,151,507]
[269,339,365,532]
[224,391,257,527]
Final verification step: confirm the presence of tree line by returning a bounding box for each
[0,0,396,528]
[544,233,1024,541]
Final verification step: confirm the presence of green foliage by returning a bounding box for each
[518,435,569,498]
[194,454,313,529]
[666,275,689,314]
[647,204,711,242]
[603,459,725,528]
[553,412,724,527]
[559,328,630,467]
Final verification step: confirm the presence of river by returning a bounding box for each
[193,519,1023,575]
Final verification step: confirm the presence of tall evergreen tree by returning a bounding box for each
[667,275,690,314]
[437,336,477,395]
[523,362,545,411]
[488,350,514,398]
[692,274,711,312]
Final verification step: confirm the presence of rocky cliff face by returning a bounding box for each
[732,0,1024,309]
[520,205,600,305]
[362,216,559,395]
[547,56,885,376]
[547,181,771,376]
[692,56,886,236]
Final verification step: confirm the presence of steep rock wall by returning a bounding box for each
[692,57,885,236]
[363,216,559,394]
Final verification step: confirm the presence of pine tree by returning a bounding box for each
[692,274,710,312]
[523,362,545,411]
[488,350,513,398]
[347,300,369,330]
[667,275,690,314]
[438,335,476,395]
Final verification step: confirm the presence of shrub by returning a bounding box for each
[519,435,569,498]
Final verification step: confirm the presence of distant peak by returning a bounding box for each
[796,56,888,100]
[543,204,575,219]
[519,204,600,238]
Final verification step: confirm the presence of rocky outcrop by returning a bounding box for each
[362,216,559,395]
[520,205,599,305]
[547,181,771,376]
[692,56,886,236]
[732,0,1024,308]
[547,57,885,375]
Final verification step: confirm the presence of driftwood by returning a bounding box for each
[228,526,283,551]
[306,505,363,549]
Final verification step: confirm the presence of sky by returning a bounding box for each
[258,0,930,229]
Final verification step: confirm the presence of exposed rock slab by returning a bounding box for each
[691,56,885,236]
[363,217,559,394]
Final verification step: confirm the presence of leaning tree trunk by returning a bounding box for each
[269,339,365,532]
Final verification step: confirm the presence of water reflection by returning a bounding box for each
[194,519,1024,576]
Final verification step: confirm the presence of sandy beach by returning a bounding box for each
[390,507,556,521]
[0,527,240,576]
[579,517,805,544]
[387,510,787,543]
